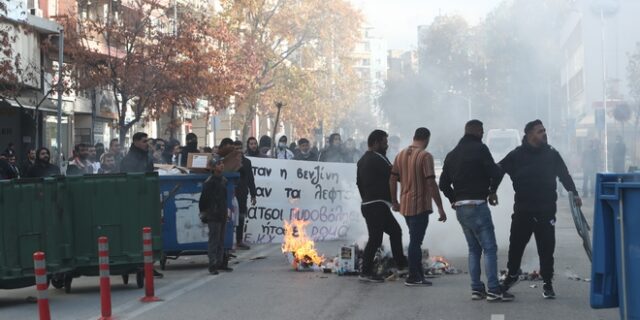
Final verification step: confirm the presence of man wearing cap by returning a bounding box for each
[497,120,582,299]
[199,155,233,275]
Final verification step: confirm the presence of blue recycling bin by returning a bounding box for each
[159,172,239,270]
[591,173,640,320]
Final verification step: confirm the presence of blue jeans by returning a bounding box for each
[404,213,429,281]
[456,203,499,292]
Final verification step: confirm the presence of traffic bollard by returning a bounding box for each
[140,227,161,302]
[33,252,51,320]
[98,237,112,320]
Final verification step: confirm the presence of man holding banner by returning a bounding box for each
[357,130,408,283]
[390,127,447,287]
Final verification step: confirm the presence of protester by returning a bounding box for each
[106,139,123,166]
[390,127,447,287]
[258,135,272,158]
[153,138,168,164]
[497,120,581,299]
[439,120,514,302]
[164,139,180,164]
[181,133,199,167]
[95,143,105,163]
[268,135,294,159]
[343,138,360,163]
[88,145,100,173]
[233,140,257,250]
[120,132,154,173]
[67,144,93,175]
[581,140,599,198]
[199,155,233,275]
[319,133,347,163]
[0,156,11,180]
[1,154,20,179]
[26,147,61,178]
[3,143,16,158]
[20,148,36,176]
[613,135,626,173]
[246,137,260,157]
[293,138,318,161]
[97,153,117,174]
[357,130,408,283]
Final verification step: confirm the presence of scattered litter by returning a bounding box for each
[529,284,538,288]
[250,256,267,261]
[25,296,37,303]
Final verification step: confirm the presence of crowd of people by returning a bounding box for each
[357,119,582,304]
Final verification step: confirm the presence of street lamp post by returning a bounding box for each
[56,27,64,167]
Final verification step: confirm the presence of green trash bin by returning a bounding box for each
[59,173,162,292]
[0,177,73,289]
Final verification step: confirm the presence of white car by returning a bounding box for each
[486,129,521,162]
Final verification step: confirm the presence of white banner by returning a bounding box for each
[244,158,361,244]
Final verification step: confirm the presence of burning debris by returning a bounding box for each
[425,255,461,275]
[281,219,325,271]
[499,269,541,282]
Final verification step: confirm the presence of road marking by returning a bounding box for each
[99,245,282,320]
[491,315,505,320]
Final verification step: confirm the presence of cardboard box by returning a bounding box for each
[187,153,212,173]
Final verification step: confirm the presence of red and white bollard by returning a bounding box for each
[33,252,51,320]
[98,236,112,320]
[140,227,161,302]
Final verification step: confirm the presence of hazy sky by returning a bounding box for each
[351,0,504,50]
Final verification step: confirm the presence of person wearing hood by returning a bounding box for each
[293,138,318,161]
[258,135,272,158]
[120,132,154,173]
[245,137,260,157]
[268,135,294,159]
[26,147,61,178]
[180,133,199,167]
[319,133,347,163]
[497,120,581,299]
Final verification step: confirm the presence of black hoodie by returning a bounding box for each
[120,145,154,173]
[498,139,578,216]
[439,134,501,204]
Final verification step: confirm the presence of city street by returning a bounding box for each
[0,197,618,320]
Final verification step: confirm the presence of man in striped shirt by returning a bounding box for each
[390,127,447,286]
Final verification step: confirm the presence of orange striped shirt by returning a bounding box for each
[391,146,436,216]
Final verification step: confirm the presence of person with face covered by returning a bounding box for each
[293,138,318,161]
[497,120,581,299]
[357,130,408,282]
[26,148,61,178]
[267,135,294,160]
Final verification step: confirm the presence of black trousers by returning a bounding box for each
[361,202,407,275]
[506,213,556,282]
[235,194,248,243]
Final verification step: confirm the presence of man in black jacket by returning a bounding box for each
[180,133,199,167]
[439,120,513,302]
[26,148,61,178]
[120,132,154,173]
[498,120,582,299]
[233,140,257,250]
[356,129,407,282]
[199,155,231,275]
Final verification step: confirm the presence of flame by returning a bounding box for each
[281,219,324,267]
[432,256,450,267]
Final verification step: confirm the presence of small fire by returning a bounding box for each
[432,256,450,267]
[281,219,324,268]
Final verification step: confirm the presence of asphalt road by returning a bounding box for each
[0,192,620,320]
